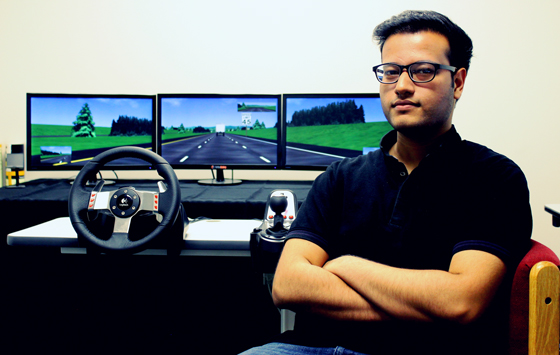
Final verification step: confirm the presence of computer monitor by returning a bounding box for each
[27,93,157,171]
[158,94,282,184]
[282,93,392,170]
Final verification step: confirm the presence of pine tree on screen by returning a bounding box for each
[72,103,96,137]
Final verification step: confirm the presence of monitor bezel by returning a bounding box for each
[26,93,158,171]
[281,93,386,171]
[157,93,282,171]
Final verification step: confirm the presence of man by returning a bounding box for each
[241,10,532,355]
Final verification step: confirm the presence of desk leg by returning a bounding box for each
[280,309,295,332]
[264,273,296,332]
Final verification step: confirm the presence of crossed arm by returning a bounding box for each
[272,238,507,324]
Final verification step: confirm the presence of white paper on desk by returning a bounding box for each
[185,219,261,241]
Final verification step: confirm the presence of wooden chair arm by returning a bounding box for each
[529,260,560,354]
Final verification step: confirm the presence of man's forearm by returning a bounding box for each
[324,256,447,321]
[324,252,506,324]
[272,239,389,321]
[273,258,388,321]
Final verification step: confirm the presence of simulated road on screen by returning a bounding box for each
[161,133,347,167]
[162,134,278,165]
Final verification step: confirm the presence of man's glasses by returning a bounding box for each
[372,61,457,84]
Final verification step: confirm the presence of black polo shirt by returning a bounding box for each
[279,126,532,354]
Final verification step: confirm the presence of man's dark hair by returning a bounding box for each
[373,10,473,73]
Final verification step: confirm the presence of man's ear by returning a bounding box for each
[453,68,467,100]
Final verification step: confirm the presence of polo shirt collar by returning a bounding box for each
[380,125,462,158]
[379,125,463,177]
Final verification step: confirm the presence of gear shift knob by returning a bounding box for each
[270,195,288,215]
[269,195,288,232]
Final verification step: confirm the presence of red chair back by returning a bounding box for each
[509,240,560,354]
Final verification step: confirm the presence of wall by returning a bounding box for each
[2,0,560,252]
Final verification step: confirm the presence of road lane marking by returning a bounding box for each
[66,147,153,165]
[162,136,199,145]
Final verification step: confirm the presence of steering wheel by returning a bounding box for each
[68,146,181,254]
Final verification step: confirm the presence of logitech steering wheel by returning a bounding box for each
[68,146,182,254]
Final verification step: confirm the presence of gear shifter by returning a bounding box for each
[268,195,288,233]
[250,189,298,274]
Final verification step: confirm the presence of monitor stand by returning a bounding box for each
[198,166,242,185]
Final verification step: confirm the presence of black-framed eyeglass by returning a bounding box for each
[372,61,457,84]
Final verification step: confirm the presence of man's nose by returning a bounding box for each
[395,69,415,95]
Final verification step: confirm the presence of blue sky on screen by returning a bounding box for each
[285,97,386,124]
[161,97,279,128]
[31,97,154,128]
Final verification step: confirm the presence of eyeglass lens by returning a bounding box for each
[375,63,437,83]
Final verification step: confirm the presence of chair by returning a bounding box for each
[509,240,560,354]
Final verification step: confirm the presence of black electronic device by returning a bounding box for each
[11,144,24,154]
[158,93,282,184]
[250,190,298,274]
[26,93,157,171]
[68,146,188,255]
[281,93,392,170]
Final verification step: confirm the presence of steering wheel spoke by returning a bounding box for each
[103,218,133,249]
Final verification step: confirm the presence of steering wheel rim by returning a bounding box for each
[68,146,181,254]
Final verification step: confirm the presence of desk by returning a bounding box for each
[545,204,560,227]
[2,179,308,352]
[7,215,296,332]
[0,178,313,252]
[7,217,261,257]
[3,218,285,354]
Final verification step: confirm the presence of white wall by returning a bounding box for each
[2,0,560,252]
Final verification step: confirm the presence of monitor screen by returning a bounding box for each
[282,93,392,170]
[27,93,157,171]
[158,94,281,170]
